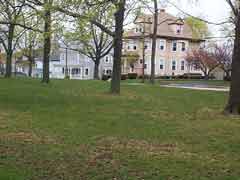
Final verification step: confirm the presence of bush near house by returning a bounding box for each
[102,75,111,81]
[138,75,150,79]
[121,74,128,80]
[128,73,138,79]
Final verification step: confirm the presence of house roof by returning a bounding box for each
[124,10,204,42]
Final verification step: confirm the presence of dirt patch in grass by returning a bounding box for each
[0,111,10,129]
[93,136,177,155]
[0,132,59,145]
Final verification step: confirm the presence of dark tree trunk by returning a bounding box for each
[150,0,158,84]
[42,0,51,84]
[5,25,14,78]
[141,22,146,83]
[5,51,13,78]
[28,47,33,77]
[225,13,240,114]
[204,75,209,80]
[110,0,126,94]
[225,71,231,81]
[94,56,100,80]
[28,57,33,77]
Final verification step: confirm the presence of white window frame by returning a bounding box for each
[172,60,177,71]
[159,40,166,51]
[172,41,177,52]
[159,59,164,70]
[105,56,110,63]
[180,60,185,71]
[84,67,89,76]
[179,41,188,52]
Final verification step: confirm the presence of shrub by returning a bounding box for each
[64,75,70,80]
[183,73,204,79]
[138,75,150,79]
[121,74,128,80]
[102,75,111,81]
[224,76,231,81]
[128,73,138,79]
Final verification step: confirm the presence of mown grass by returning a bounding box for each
[0,78,239,180]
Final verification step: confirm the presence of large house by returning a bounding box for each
[122,9,205,77]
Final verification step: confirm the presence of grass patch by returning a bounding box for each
[0,78,239,179]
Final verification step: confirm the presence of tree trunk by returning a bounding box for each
[150,0,158,84]
[94,57,100,80]
[5,51,13,78]
[225,71,231,81]
[42,0,51,83]
[141,21,146,83]
[28,57,33,77]
[225,13,240,115]
[110,0,126,94]
[5,25,14,78]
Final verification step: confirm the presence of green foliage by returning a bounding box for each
[186,16,210,39]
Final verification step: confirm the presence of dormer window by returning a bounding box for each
[176,25,183,34]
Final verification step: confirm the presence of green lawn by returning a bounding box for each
[0,78,239,180]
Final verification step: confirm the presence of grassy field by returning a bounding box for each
[0,78,239,180]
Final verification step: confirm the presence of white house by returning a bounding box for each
[32,45,114,80]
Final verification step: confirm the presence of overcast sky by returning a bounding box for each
[166,0,231,38]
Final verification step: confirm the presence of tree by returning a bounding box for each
[61,10,114,80]
[213,43,232,80]
[224,0,240,114]
[17,28,41,77]
[41,0,52,83]
[186,48,219,79]
[0,0,27,78]
[150,0,158,84]
[110,0,126,94]
[185,16,210,39]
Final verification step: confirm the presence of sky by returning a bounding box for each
[166,0,232,39]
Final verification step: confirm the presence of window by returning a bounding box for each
[144,64,147,69]
[144,45,148,49]
[172,60,176,71]
[105,56,109,63]
[159,59,164,70]
[104,69,112,75]
[176,25,182,34]
[85,68,89,76]
[133,45,137,50]
[140,59,143,64]
[135,28,138,33]
[127,45,131,50]
[181,60,185,71]
[159,40,165,50]
[72,68,81,75]
[172,41,177,51]
[181,42,186,52]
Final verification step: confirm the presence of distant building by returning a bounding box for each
[32,45,113,80]
[122,9,205,77]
